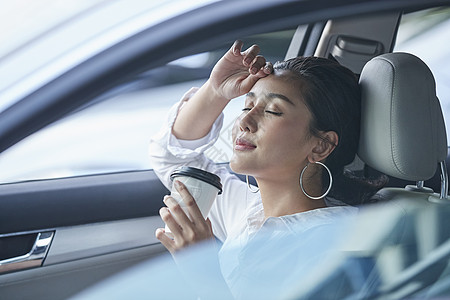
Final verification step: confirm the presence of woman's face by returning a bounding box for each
[230,71,319,180]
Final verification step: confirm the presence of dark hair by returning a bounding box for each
[274,57,386,205]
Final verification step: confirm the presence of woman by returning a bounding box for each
[149,40,384,298]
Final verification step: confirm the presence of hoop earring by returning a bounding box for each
[300,161,333,200]
[246,175,259,193]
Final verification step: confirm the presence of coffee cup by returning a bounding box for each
[164,166,222,237]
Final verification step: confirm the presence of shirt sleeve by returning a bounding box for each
[148,88,248,242]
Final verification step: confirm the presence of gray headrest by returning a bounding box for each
[358,53,447,181]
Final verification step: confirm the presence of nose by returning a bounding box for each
[239,109,258,133]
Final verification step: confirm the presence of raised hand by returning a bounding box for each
[210,40,273,101]
[171,41,272,142]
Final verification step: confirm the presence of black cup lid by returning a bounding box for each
[170,166,222,194]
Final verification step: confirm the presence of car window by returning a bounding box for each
[395,7,450,143]
[0,29,295,184]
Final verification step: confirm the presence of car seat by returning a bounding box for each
[355,52,450,298]
[358,52,448,202]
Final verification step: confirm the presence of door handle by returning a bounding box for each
[0,231,54,274]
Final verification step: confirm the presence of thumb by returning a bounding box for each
[206,218,213,235]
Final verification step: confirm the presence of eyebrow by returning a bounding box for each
[268,93,295,106]
[246,92,295,106]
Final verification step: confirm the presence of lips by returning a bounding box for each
[234,137,256,151]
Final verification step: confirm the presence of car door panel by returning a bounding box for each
[0,170,167,234]
[0,243,166,299]
[0,170,168,299]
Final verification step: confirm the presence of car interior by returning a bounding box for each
[0,2,449,299]
[292,51,450,299]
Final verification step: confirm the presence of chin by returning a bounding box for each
[229,158,241,174]
[229,155,252,175]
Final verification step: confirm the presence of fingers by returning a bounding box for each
[156,181,214,253]
[252,61,273,78]
[163,195,192,226]
[242,44,261,68]
[246,55,261,74]
[173,180,204,221]
[159,206,183,237]
[231,40,243,56]
[155,228,175,253]
[263,61,273,74]
[231,40,267,69]
[240,43,272,76]
[206,218,214,236]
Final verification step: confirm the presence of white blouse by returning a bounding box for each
[148,89,358,298]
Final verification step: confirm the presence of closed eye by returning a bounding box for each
[265,110,283,116]
[242,108,282,116]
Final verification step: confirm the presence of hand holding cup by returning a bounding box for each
[156,167,222,253]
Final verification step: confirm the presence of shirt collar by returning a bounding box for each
[245,198,358,236]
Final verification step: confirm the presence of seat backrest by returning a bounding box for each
[346,54,450,297]
[357,52,448,202]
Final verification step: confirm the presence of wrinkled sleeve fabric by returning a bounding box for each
[148,88,248,242]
